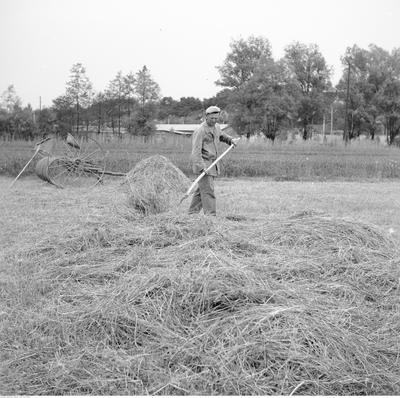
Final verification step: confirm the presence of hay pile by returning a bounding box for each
[123,155,190,214]
[2,210,400,395]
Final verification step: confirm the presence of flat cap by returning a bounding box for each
[205,105,221,114]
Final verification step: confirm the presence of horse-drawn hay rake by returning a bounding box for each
[10,134,125,189]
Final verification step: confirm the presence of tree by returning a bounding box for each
[36,107,56,137]
[65,63,93,134]
[376,61,400,144]
[1,85,22,113]
[123,72,136,121]
[0,108,11,139]
[135,65,160,109]
[283,42,331,139]
[0,86,40,140]
[337,46,373,141]
[131,66,160,135]
[158,96,179,121]
[336,44,400,142]
[228,58,298,140]
[216,36,272,89]
[52,94,74,135]
[175,97,203,118]
[203,89,233,111]
[106,71,125,134]
[88,92,106,134]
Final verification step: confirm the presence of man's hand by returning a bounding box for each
[231,137,241,147]
[201,169,209,175]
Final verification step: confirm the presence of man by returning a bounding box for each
[189,106,239,216]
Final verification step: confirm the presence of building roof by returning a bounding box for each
[156,123,229,135]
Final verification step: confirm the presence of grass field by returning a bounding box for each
[2,135,400,180]
[1,175,400,395]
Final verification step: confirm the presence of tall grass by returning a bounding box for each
[1,134,400,180]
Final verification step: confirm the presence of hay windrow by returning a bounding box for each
[2,209,400,395]
[122,154,190,215]
[257,214,396,254]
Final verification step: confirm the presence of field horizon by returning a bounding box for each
[2,135,400,182]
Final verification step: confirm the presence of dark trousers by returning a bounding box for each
[188,175,216,215]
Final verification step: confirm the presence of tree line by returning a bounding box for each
[1,36,400,143]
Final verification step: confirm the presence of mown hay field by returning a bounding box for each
[1,174,400,395]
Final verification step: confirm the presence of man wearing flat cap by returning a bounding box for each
[189,106,239,215]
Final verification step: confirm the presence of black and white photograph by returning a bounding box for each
[1,0,400,395]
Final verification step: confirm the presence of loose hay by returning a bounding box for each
[123,154,190,215]
[3,210,400,395]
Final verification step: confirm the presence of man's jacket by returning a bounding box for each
[191,122,233,176]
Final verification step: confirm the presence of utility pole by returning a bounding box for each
[38,96,42,127]
[97,100,102,134]
[76,97,80,134]
[343,60,351,144]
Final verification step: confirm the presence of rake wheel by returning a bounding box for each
[36,136,106,188]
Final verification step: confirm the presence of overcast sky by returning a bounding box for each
[0,0,399,108]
